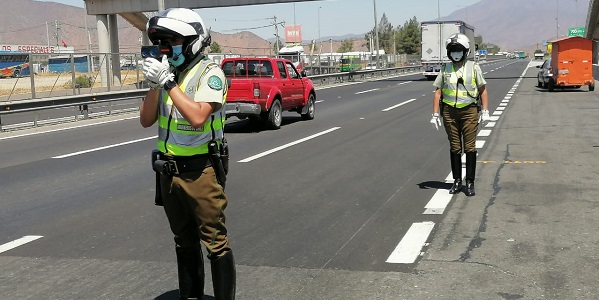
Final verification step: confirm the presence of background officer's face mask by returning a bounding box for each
[168,45,186,67]
[450,51,463,62]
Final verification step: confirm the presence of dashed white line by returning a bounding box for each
[423,189,453,215]
[355,88,379,95]
[0,235,43,254]
[53,136,156,158]
[238,127,341,162]
[386,221,435,264]
[478,129,492,137]
[382,98,417,112]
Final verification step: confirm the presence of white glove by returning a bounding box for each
[142,56,173,90]
[479,109,490,124]
[430,113,442,130]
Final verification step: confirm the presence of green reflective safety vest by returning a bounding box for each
[441,60,478,108]
[157,58,227,156]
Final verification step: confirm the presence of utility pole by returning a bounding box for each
[270,16,281,57]
[373,0,380,69]
[158,0,165,11]
[54,20,60,48]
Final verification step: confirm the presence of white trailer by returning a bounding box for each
[420,20,475,80]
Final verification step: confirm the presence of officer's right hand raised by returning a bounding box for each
[142,56,173,90]
[430,113,442,130]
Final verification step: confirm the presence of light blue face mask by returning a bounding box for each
[168,45,185,67]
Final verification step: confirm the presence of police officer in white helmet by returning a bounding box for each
[140,7,235,300]
[430,33,490,196]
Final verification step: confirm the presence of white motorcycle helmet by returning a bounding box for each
[146,8,211,69]
[446,33,470,63]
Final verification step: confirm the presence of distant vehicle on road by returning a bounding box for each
[339,55,361,72]
[221,57,316,129]
[0,52,30,78]
[534,49,544,60]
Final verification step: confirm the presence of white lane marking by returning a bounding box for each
[493,111,504,116]
[486,122,496,128]
[476,140,486,149]
[0,235,43,254]
[53,136,156,158]
[386,221,435,264]
[499,103,507,106]
[478,129,492,137]
[239,127,341,163]
[423,189,453,214]
[0,116,139,141]
[355,88,379,95]
[315,100,324,103]
[397,81,412,85]
[496,106,506,111]
[382,98,417,112]
[490,116,499,121]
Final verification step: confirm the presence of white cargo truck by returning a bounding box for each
[420,20,475,80]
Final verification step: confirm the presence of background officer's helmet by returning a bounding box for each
[146,8,211,68]
[445,33,470,63]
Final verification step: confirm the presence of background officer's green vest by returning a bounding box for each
[157,59,227,156]
[441,60,478,108]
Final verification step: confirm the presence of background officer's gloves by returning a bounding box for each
[430,113,442,130]
[480,109,490,124]
[142,56,174,90]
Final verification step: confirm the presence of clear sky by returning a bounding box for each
[39,0,481,40]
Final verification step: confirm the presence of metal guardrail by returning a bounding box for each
[0,65,424,131]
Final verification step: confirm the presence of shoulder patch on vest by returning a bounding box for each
[207,75,223,91]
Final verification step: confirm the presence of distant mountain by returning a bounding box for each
[441,0,590,51]
[0,0,369,56]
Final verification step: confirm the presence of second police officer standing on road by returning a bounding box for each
[430,33,490,197]
[139,8,235,300]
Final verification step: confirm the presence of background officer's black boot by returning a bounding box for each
[176,245,205,300]
[449,152,462,194]
[464,151,477,196]
[210,251,236,300]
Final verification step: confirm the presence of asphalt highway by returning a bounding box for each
[5,59,593,299]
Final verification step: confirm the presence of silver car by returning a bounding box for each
[536,59,553,88]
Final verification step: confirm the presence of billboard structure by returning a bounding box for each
[284,25,302,44]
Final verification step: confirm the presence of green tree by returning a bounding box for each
[364,13,394,53]
[209,41,222,53]
[396,16,420,55]
[338,39,354,53]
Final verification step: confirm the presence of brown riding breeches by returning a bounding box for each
[442,104,479,153]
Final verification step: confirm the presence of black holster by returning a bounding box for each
[151,149,164,206]
[208,140,227,189]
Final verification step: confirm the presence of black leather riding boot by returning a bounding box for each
[176,245,205,300]
[464,151,477,196]
[210,251,236,300]
[449,152,462,194]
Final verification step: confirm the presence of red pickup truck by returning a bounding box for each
[221,57,316,129]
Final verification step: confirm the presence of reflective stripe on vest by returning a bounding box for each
[157,59,227,156]
[441,61,478,108]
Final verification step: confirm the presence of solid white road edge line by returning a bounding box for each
[0,235,43,254]
[382,98,417,112]
[238,127,341,163]
[386,221,435,264]
[52,136,156,158]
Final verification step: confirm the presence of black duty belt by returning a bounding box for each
[155,154,211,175]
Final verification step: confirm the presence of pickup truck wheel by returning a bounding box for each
[548,79,555,92]
[301,93,315,120]
[267,99,282,129]
[537,78,543,88]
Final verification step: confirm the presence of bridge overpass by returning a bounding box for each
[83,0,318,87]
